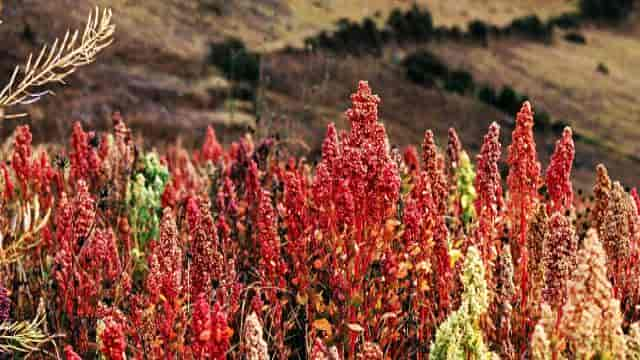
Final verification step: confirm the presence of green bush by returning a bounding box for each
[508,15,553,42]
[388,5,433,41]
[477,85,497,106]
[564,32,587,44]
[208,38,261,85]
[199,0,231,15]
[304,17,385,54]
[403,50,449,86]
[468,20,489,45]
[387,8,409,39]
[548,12,582,29]
[496,86,526,114]
[405,5,434,40]
[597,62,610,75]
[445,70,475,94]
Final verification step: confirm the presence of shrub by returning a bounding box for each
[496,85,524,114]
[468,20,489,45]
[597,62,610,75]
[445,70,475,94]
[548,12,583,29]
[564,32,587,44]
[387,5,434,42]
[387,8,409,38]
[404,4,434,41]
[208,37,261,85]
[360,17,384,54]
[403,50,449,86]
[477,85,498,106]
[508,14,553,42]
[199,0,231,15]
[304,16,386,55]
[334,18,365,53]
[449,25,464,40]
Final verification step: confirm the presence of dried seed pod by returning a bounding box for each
[543,212,577,310]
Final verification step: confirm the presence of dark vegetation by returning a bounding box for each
[208,38,261,86]
[303,4,585,54]
[386,6,434,42]
[199,0,232,16]
[597,62,610,75]
[505,15,553,42]
[580,0,635,22]
[303,0,636,55]
[547,12,583,29]
[208,37,261,100]
[305,18,389,55]
[403,50,560,134]
[564,32,587,44]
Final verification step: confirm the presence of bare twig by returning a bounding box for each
[0,299,56,355]
[0,7,115,119]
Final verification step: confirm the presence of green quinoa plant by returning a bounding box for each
[126,152,169,251]
[456,150,477,229]
[430,246,495,360]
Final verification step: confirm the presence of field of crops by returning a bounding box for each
[0,78,638,359]
[1,5,640,360]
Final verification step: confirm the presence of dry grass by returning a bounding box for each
[427,24,640,159]
[44,0,575,57]
[423,0,577,27]
[2,0,637,189]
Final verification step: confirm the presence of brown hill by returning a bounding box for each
[0,0,637,190]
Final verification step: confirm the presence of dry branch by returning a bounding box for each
[0,7,115,119]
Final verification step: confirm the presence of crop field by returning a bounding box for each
[1,3,640,360]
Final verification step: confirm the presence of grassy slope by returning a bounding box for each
[422,22,640,187]
[430,27,640,157]
[0,0,637,189]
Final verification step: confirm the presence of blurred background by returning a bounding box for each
[0,0,638,189]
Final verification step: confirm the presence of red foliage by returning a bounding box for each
[64,345,83,360]
[546,127,575,213]
[474,122,503,263]
[403,145,420,173]
[257,189,286,294]
[100,315,127,360]
[507,101,541,314]
[69,122,100,184]
[201,126,223,163]
[315,81,400,232]
[12,125,32,196]
[4,82,639,359]
[188,196,221,300]
[190,293,232,359]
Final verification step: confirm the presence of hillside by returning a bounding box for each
[0,0,638,190]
